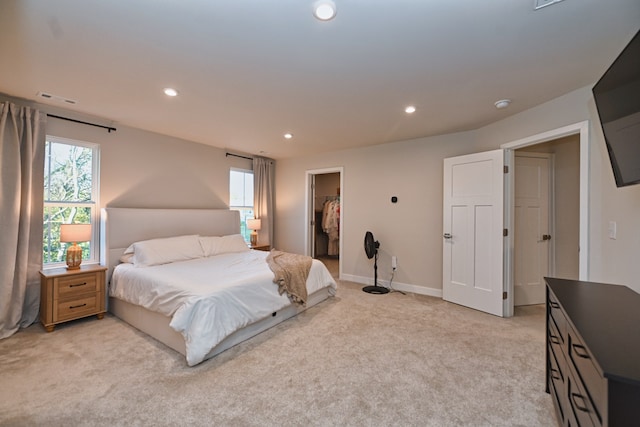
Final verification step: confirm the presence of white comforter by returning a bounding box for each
[110,250,337,365]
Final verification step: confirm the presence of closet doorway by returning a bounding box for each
[305,167,343,280]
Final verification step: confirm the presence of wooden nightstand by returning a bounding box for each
[250,244,270,251]
[39,264,107,332]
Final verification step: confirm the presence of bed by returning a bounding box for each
[100,208,337,366]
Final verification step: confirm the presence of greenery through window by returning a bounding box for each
[43,137,99,266]
[229,168,254,242]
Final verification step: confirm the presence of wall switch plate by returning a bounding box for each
[608,221,617,240]
[392,256,397,269]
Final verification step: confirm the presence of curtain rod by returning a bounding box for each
[47,114,116,133]
[226,152,253,161]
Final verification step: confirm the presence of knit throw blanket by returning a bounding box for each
[266,250,312,306]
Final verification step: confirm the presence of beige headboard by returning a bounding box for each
[100,208,241,284]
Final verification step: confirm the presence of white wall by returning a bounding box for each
[46,120,252,209]
[2,93,252,210]
[276,130,493,295]
[276,86,640,294]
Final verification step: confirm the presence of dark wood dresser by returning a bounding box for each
[545,277,640,427]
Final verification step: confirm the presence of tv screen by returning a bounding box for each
[592,29,640,188]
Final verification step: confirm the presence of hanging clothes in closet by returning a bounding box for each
[322,197,340,256]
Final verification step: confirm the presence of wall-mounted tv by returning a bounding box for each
[592,29,640,188]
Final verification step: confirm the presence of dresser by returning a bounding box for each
[40,264,107,332]
[545,277,640,427]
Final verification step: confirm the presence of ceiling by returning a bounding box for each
[1,1,639,159]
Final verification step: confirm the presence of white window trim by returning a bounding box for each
[43,136,100,268]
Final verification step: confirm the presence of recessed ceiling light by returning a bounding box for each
[163,88,178,97]
[494,99,511,109]
[313,0,337,21]
[405,105,416,114]
[284,133,293,140]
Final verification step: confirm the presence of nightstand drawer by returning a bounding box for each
[55,273,98,299]
[55,295,100,322]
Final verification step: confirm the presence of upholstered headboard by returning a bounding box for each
[100,208,241,284]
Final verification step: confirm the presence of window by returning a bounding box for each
[43,137,100,267]
[229,168,254,242]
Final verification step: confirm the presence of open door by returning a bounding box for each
[443,149,507,317]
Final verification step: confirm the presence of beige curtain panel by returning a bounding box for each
[0,102,46,339]
[253,156,274,247]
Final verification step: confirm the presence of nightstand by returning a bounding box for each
[250,244,271,251]
[39,264,107,332]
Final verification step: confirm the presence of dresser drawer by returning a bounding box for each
[547,313,565,361]
[568,373,597,427]
[548,344,566,423]
[55,273,98,299]
[55,295,100,322]
[548,291,567,345]
[568,329,605,426]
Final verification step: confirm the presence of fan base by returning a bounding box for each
[362,285,390,295]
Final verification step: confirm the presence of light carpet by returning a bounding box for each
[0,280,554,426]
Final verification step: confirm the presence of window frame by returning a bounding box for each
[229,167,254,243]
[43,136,100,268]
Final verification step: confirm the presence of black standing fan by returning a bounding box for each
[362,231,389,294]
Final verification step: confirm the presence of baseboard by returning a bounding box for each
[340,273,443,298]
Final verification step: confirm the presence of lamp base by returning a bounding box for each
[250,231,258,246]
[362,285,390,294]
[65,243,83,270]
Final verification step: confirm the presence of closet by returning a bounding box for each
[313,173,340,258]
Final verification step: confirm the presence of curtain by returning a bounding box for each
[253,156,274,246]
[0,102,46,339]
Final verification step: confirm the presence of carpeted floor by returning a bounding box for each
[0,280,554,426]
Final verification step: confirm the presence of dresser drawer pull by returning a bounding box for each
[69,303,87,309]
[550,368,561,381]
[573,344,590,359]
[69,282,88,288]
[571,393,590,413]
[549,334,560,345]
[549,301,560,309]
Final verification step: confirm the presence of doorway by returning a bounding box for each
[305,167,344,279]
[442,121,588,317]
[513,136,581,306]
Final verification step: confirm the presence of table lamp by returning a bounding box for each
[246,218,261,246]
[60,223,91,270]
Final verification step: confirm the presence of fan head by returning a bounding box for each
[364,231,379,259]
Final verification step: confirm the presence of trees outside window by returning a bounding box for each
[229,168,254,242]
[43,137,99,266]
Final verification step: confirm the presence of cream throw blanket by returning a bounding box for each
[266,250,312,306]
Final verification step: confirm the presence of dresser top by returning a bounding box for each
[546,277,640,386]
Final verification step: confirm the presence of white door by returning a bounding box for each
[514,153,550,306]
[443,149,506,317]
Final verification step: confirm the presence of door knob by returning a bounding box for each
[443,233,452,239]
[542,234,551,241]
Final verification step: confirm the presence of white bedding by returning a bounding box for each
[110,250,337,365]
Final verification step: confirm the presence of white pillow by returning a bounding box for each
[199,234,250,257]
[124,235,204,267]
[119,253,134,263]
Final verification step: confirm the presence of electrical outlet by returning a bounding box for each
[392,256,397,269]
[608,221,617,240]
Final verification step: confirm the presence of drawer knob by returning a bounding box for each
[69,282,87,288]
[550,368,561,381]
[69,303,87,309]
[571,392,590,413]
[549,334,560,345]
[549,301,560,309]
[573,344,590,359]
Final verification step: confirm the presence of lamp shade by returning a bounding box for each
[60,223,92,243]
[246,218,262,231]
